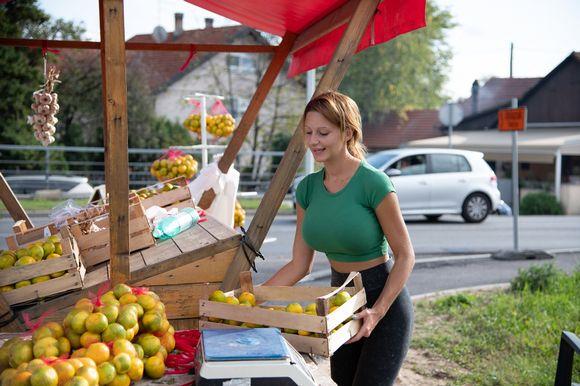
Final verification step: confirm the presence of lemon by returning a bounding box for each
[209,290,227,303]
[285,303,303,314]
[332,291,352,307]
[238,292,256,306]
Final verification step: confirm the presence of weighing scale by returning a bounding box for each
[194,328,316,385]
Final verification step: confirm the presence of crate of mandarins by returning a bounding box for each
[0,226,84,306]
[199,271,366,357]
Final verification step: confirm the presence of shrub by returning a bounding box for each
[434,293,476,311]
[520,192,563,215]
[510,263,562,293]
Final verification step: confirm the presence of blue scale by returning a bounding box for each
[194,328,316,385]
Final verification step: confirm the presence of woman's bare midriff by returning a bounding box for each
[329,255,389,274]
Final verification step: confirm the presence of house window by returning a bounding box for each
[226,54,256,73]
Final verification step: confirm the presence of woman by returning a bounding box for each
[262,90,415,385]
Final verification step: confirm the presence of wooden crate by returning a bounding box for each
[199,271,367,357]
[5,222,59,250]
[67,200,154,268]
[137,177,195,212]
[0,228,85,306]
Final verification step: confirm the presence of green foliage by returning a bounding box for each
[414,267,580,385]
[510,263,562,293]
[520,192,564,215]
[340,2,455,120]
[269,131,293,173]
[434,293,476,311]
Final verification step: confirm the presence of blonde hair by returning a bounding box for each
[303,90,367,160]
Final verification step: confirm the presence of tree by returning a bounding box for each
[339,2,455,121]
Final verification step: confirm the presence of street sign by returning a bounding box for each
[498,107,527,131]
[438,103,463,126]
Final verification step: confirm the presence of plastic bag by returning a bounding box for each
[188,159,239,228]
[49,199,84,229]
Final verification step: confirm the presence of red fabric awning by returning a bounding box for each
[184,0,426,77]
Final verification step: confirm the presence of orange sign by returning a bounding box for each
[498,107,527,131]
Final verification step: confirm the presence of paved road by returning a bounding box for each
[2,213,579,295]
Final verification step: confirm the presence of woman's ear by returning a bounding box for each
[345,128,354,141]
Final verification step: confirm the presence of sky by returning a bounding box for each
[37,0,580,101]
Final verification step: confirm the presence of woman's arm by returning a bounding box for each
[261,204,315,286]
[348,192,415,342]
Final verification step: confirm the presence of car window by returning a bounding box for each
[430,154,471,173]
[393,155,427,175]
[366,152,397,169]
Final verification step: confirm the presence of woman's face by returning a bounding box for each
[304,111,348,163]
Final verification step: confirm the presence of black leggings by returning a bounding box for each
[330,260,414,386]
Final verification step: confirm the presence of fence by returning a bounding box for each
[0,144,295,193]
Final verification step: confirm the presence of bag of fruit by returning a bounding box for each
[150,149,198,182]
[182,99,235,138]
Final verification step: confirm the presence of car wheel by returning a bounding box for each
[462,193,490,223]
[425,215,442,222]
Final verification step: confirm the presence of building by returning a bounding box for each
[406,52,580,213]
[127,15,305,153]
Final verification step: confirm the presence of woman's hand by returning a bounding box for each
[346,307,386,343]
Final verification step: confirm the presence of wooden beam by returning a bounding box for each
[0,172,33,229]
[221,0,381,291]
[0,38,276,53]
[197,32,296,209]
[99,0,130,285]
[291,0,357,54]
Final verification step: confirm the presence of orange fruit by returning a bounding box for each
[137,334,160,357]
[75,366,98,386]
[127,358,143,382]
[57,337,71,357]
[76,358,96,369]
[101,323,126,343]
[159,333,175,353]
[107,374,130,386]
[70,348,86,359]
[85,343,110,365]
[112,353,131,375]
[70,311,90,335]
[96,362,116,386]
[30,366,58,386]
[64,330,81,350]
[136,295,156,311]
[132,344,144,360]
[65,359,83,372]
[79,332,100,349]
[144,356,165,379]
[112,284,132,300]
[12,371,32,386]
[74,299,94,313]
[85,313,107,334]
[141,312,162,333]
[118,294,137,306]
[63,376,88,386]
[112,339,136,358]
[51,361,75,386]
[9,341,33,368]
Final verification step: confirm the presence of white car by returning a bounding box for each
[293,148,501,223]
[368,148,501,222]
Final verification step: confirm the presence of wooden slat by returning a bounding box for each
[140,239,181,267]
[199,300,327,333]
[140,186,192,210]
[169,318,198,331]
[147,283,221,319]
[171,223,216,253]
[291,0,358,54]
[327,319,362,356]
[252,285,358,303]
[0,172,33,229]
[135,247,236,286]
[197,32,296,209]
[221,0,382,291]
[2,271,83,306]
[128,234,240,284]
[129,251,146,272]
[100,0,130,285]
[197,216,238,241]
[0,38,276,53]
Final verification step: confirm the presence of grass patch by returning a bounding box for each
[238,197,294,214]
[0,198,87,212]
[413,263,580,385]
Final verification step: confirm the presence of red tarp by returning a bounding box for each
[184,0,426,77]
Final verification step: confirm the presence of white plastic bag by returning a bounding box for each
[187,160,239,228]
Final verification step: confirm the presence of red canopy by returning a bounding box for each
[184,0,426,77]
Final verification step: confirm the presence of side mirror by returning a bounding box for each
[386,168,402,177]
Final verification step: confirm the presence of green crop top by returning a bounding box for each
[295,159,396,262]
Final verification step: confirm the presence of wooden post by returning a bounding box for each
[0,172,33,229]
[221,0,382,290]
[99,0,130,285]
[197,33,296,209]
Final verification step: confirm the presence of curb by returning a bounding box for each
[410,282,511,302]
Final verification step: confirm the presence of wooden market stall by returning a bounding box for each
[0,0,426,332]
